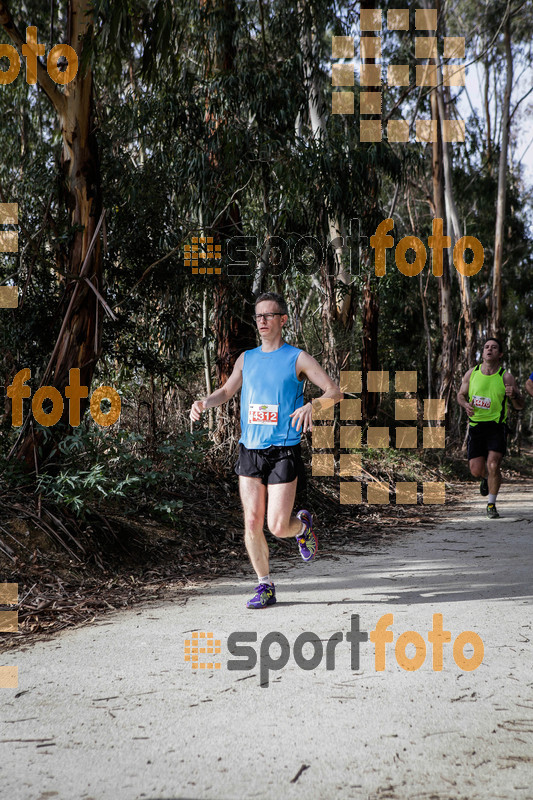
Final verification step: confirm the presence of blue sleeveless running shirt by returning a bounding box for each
[239,342,304,449]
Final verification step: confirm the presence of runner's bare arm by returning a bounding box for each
[289,351,343,433]
[526,378,533,398]
[190,352,244,421]
[457,368,475,417]
[503,372,525,410]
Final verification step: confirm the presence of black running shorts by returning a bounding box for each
[467,421,507,460]
[235,443,305,486]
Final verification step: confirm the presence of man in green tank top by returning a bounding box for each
[457,338,524,518]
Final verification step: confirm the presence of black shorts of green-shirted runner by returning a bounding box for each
[467,421,507,460]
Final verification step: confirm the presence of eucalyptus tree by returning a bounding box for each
[451,0,533,337]
[0,0,103,464]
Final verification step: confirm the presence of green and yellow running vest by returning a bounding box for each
[468,364,507,426]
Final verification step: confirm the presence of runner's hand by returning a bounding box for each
[190,399,207,421]
[465,402,475,417]
[289,402,313,433]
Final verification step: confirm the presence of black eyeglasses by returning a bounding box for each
[253,313,283,323]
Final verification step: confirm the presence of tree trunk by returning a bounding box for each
[212,230,254,390]
[419,272,433,399]
[437,78,475,369]
[361,274,379,419]
[358,0,382,417]
[203,0,256,443]
[202,289,214,432]
[211,206,256,444]
[491,11,512,337]
[1,1,103,467]
[320,260,339,378]
[252,163,273,295]
[426,1,454,407]
[298,0,353,338]
[483,55,492,173]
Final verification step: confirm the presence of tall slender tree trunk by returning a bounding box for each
[298,0,353,372]
[1,1,103,467]
[437,78,475,370]
[320,257,339,377]
[492,11,512,337]
[252,163,272,295]
[419,272,433,398]
[425,0,454,406]
[483,55,493,173]
[203,0,255,443]
[359,0,381,418]
[202,290,214,431]
[361,273,379,419]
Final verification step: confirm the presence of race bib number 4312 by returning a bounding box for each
[472,395,491,409]
[248,403,279,425]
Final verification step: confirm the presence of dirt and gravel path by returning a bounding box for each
[2,483,533,800]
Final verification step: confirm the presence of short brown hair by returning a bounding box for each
[255,292,288,316]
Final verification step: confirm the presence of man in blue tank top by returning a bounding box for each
[457,338,523,519]
[190,292,342,608]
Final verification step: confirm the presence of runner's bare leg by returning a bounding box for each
[468,456,486,480]
[486,450,503,496]
[239,476,269,579]
[266,478,302,538]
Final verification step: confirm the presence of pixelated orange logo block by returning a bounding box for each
[185,631,222,670]
[331,8,465,143]
[0,582,18,689]
[0,203,19,308]
[332,369,446,505]
[185,237,222,275]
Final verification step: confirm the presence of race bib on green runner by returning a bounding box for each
[248,403,279,424]
[472,395,491,410]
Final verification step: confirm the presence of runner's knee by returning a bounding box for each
[486,458,501,474]
[268,520,288,538]
[244,513,265,533]
[470,463,484,478]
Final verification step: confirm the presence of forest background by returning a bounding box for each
[0,0,532,617]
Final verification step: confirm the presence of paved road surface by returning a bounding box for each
[2,484,533,799]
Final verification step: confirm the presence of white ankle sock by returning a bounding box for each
[296,521,306,537]
[259,575,272,585]
[488,494,497,504]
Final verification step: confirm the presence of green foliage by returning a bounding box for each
[34,426,206,525]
